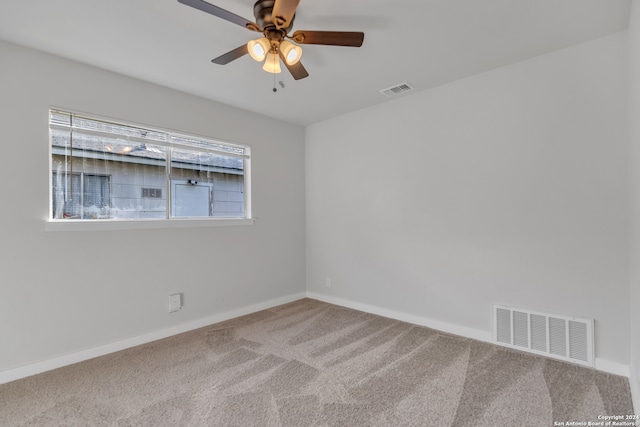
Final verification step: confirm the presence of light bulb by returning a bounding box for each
[279,40,302,65]
[247,38,270,62]
[262,52,282,74]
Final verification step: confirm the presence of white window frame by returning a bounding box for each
[46,108,253,232]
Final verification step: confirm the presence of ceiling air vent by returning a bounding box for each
[380,82,415,97]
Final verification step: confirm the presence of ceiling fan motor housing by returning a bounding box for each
[253,0,294,33]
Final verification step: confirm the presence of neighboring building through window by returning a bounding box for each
[52,173,110,219]
[49,109,251,221]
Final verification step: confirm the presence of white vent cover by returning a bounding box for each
[380,82,415,97]
[493,304,594,367]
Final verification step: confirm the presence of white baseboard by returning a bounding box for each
[630,365,640,420]
[0,292,307,385]
[306,292,630,378]
[3,291,632,387]
[306,292,493,343]
[595,358,631,378]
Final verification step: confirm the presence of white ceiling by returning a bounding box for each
[0,0,631,126]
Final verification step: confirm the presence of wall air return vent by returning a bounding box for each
[141,188,162,199]
[493,304,594,367]
[380,82,415,97]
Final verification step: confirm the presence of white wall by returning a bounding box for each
[0,39,306,372]
[306,33,629,366]
[628,0,640,412]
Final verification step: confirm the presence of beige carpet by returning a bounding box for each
[0,298,635,426]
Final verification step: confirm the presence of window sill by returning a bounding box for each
[45,217,255,232]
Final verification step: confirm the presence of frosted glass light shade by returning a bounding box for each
[280,40,302,65]
[262,52,282,73]
[247,38,270,62]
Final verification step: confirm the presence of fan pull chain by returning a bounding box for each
[272,54,277,93]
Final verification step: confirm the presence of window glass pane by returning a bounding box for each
[51,128,167,220]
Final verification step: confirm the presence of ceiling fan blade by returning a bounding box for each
[290,30,364,47]
[271,0,300,29]
[178,0,257,30]
[212,44,249,65]
[278,51,309,80]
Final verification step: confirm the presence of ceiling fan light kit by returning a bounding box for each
[177,0,364,80]
[262,52,282,74]
[279,40,302,65]
[247,37,270,62]
[246,38,301,73]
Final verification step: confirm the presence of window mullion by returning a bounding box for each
[166,147,172,220]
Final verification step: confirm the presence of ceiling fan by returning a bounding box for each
[177,0,365,80]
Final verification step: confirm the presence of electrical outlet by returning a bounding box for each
[325,277,332,288]
[168,293,182,313]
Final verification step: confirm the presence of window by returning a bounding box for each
[49,109,251,223]
[141,188,162,199]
